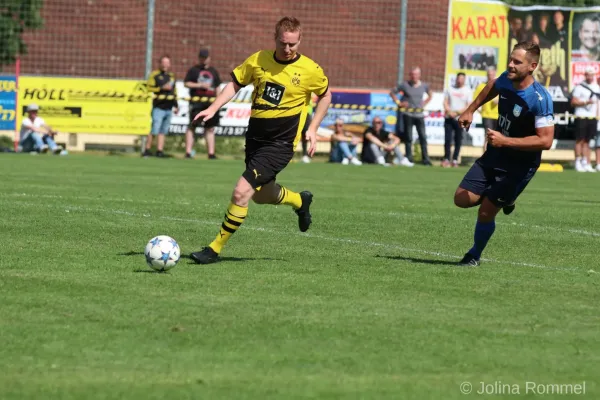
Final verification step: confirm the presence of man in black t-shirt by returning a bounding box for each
[361,117,413,166]
[184,48,222,159]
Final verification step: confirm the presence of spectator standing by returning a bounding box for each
[144,55,178,158]
[474,67,499,149]
[571,67,599,172]
[443,72,472,167]
[185,48,222,159]
[390,67,433,165]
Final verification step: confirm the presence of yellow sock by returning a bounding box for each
[275,186,302,209]
[209,202,248,254]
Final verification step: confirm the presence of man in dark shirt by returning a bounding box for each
[144,55,178,157]
[361,117,413,166]
[184,48,222,159]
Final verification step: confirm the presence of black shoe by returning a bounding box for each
[295,191,313,232]
[190,247,220,264]
[503,203,516,215]
[422,160,433,166]
[142,150,151,158]
[185,153,193,159]
[208,154,217,160]
[458,253,480,267]
[156,151,165,158]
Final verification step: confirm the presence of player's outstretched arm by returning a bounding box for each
[458,79,498,130]
[194,82,240,123]
[305,88,332,157]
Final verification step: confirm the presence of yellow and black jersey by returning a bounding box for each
[147,69,177,110]
[231,50,329,145]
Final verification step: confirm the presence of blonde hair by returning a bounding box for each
[275,17,302,39]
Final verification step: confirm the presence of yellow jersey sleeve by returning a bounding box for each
[231,52,259,87]
[308,63,329,96]
[147,70,160,93]
[474,83,485,99]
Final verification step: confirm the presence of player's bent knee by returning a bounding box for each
[454,188,479,208]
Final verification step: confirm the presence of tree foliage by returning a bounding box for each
[0,0,43,66]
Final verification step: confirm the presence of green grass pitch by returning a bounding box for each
[1,154,598,399]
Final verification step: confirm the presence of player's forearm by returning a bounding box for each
[208,82,238,111]
[466,80,497,113]
[502,135,553,151]
[308,90,332,131]
[184,82,203,89]
[571,98,590,107]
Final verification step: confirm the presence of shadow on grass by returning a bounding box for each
[119,251,286,265]
[376,254,458,266]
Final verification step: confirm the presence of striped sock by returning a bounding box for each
[275,186,302,209]
[209,202,248,254]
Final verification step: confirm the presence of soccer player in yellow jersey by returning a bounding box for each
[190,16,332,264]
[474,67,499,148]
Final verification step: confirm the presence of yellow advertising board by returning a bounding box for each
[17,76,151,134]
[446,0,510,90]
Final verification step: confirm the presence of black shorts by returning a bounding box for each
[189,102,220,130]
[459,160,537,207]
[574,119,597,141]
[242,139,294,189]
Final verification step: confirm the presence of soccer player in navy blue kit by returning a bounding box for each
[454,41,555,266]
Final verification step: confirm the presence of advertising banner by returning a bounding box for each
[448,1,600,102]
[0,75,16,131]
[17,76,151,134]
[446,0,510,90]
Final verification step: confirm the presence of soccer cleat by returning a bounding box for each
[190,247,220,264]
[295,191,313,232]
[458,253,480,267]
[503,203,516,215]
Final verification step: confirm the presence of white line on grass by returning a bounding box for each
[68,203,583,272]
[3,199,585,272]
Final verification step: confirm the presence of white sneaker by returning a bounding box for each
[596,164,600,172]
[585,164,596,173]
[400,157,415,167]
[576,162,586,172]
[341,157,349,165]
[350,157,362,166]
[302,155,311,164]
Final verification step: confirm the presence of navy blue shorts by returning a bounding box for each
[459,160,537,207]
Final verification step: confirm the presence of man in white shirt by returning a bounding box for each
[571,67,600,172]
[443,72,472,167]
[19,103,63,154]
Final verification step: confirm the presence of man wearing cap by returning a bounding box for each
[571,66,600,172]
[19,104,64,154]
[184,48,222,159]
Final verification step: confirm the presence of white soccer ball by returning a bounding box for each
[144,235,181,271]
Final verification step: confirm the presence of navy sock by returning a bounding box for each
[468,220,496,259]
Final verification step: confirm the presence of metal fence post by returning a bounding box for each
[397,0,408,85]
[142,0,155,153]
[145,0,155,80]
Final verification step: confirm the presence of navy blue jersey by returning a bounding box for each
[480,71,554,168]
